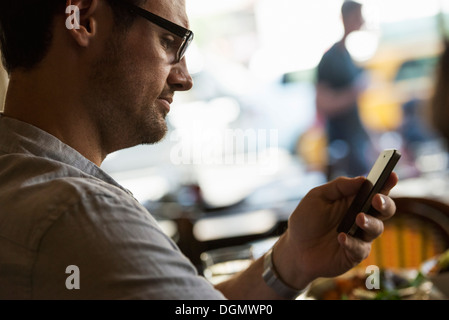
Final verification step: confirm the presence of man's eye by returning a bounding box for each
[161,35,176,50]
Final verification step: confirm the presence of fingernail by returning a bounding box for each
[362,214,369,228]
[380,195,386,209]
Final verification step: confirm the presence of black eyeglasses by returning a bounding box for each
[117,0,194,63]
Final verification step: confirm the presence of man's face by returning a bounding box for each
[346,7,364,33]
[85,0,193,155]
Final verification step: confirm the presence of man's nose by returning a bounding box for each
[168,58,193,91]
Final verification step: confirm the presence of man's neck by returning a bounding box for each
[3,72,105,166]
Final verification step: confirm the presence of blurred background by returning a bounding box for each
[2,0,449,297]
[97,0,449,209]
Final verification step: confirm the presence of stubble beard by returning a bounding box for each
[84,31,168,155]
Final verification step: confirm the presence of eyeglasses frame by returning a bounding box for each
[116,0,194,62]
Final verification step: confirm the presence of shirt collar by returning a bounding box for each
[0,114,129,193]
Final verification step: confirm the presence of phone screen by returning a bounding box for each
[337,149,401,237]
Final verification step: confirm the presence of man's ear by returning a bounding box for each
[65,0,98,47]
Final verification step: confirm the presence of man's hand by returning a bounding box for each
[272,173,398,291]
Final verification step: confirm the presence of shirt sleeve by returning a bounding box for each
[31,192,226,300]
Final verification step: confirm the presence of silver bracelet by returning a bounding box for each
[262,247,306,299]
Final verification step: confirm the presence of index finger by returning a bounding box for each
[319,176,366,202]
[379,172,399,195]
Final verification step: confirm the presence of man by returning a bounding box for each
[316,0,373,179]
[0,0,397,299]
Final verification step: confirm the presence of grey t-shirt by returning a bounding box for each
[0,115,225,300]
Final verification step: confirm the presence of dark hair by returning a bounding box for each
[0,0,144,74]
[341,1,362,20]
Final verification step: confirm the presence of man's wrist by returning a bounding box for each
[262,246,309,299]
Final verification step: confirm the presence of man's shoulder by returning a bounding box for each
[318,43,344,65]
[0,153,144,248]
[0,152,126,196]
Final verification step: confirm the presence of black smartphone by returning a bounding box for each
[337,149,401,237]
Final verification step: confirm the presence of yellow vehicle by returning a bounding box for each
[359,32,443,133]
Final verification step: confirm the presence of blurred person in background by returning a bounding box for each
[0,0,397,299]
[316,0,374,180]
[431,40,449,145]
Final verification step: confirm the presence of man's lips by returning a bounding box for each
[158,96,173,105]
[157,96,173,113]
